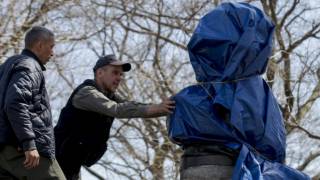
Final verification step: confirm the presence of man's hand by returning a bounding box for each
[146,98,175,117]
[159,98,175,114]
[24,149,40,169]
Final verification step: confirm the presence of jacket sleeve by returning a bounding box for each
[4,69,37,151]
[72,86,149,118]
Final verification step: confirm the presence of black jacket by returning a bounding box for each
[54,80,113,166]
[0,49,55,158]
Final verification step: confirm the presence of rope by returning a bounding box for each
[194,77,252,99]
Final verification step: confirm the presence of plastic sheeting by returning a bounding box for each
[167,2,310,180]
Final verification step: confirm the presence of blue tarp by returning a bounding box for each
[167,2,310,180]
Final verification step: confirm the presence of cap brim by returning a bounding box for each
[109,61,131,72]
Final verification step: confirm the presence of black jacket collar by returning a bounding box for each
[21,49,46,71]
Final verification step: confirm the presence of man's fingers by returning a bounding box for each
[24,156,34,169]
[24,153,30,165]
[24,150,40,169]
[164,100,175,106]
[31,157,38,168]
[164,106,175,114]
[25,156,39,169]
[24,159,32,169]
[166,105,175,110]
[165,103,175,108]
[32,157,40,168]
[161,100,175,114]
[36,157,40,166]
[165,99,175,103]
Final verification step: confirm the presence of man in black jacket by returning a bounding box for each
[54,54,175,180]
[0,26,66,179]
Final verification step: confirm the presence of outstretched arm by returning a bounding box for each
[144,98,175,118]
[72,86,175,118]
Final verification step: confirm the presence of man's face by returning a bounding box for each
[97,65,124,93]
[37,37,55,64]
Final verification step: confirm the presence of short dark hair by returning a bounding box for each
[24,26,54,49]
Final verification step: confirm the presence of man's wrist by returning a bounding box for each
[22,139,37,152]
[146,104,164,117]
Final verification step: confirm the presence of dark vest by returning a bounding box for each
[54,79,114,166]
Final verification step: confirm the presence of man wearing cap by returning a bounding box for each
[54,54,175,180]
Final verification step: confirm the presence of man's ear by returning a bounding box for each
[96,68,103,78]
[33,41,42,50]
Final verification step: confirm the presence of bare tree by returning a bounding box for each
[82,0,320,179]
[260,1,320,177]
